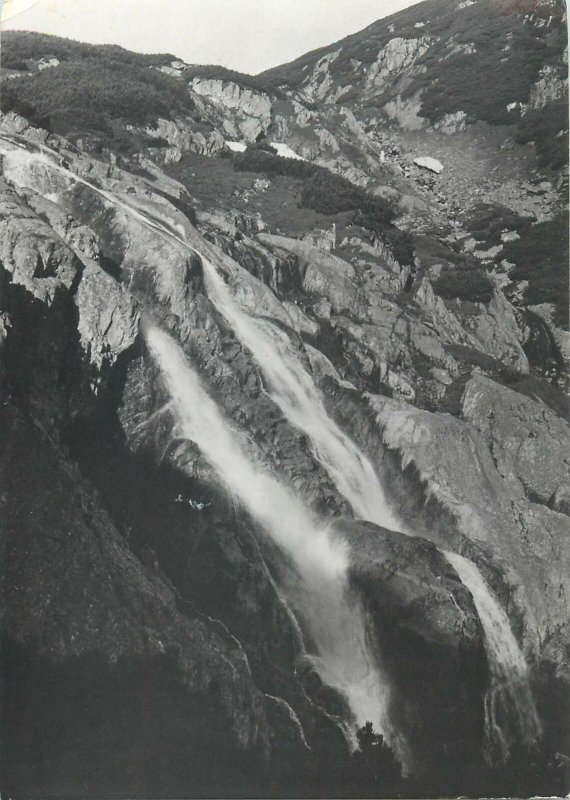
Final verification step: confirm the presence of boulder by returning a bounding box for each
[339,520,487,779]
[413,156,444,174]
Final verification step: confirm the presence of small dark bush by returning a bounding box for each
[464,203,533,244]
[433,266,494,304]
[515,101,569,169]
[503,217,569,327]
[248,139,278,154]
[233,147,316,179]
[2,59,29,71]
[298,169,395,230]
[384,228,414,266]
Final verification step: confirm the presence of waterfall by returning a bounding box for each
[145,323,399,755]
[0,135,399,532]
[2,136,540,769]
[444,552,541,762]
[201,258,403,533]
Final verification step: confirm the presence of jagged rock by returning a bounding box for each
[0,189,81,303]
[366,36,432,88]
[75,258,140,372]
[529,65,568,109]
[0,402,290,796]
[144,117,225,161]
[190,79,272,142]
[447,289,530,373]
[528,303,570,372]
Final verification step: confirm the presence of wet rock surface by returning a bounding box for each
[342,520,487,780]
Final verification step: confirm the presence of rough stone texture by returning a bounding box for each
[191,79,272,142]
[0,400,284,796]
[461,374,570,512]
[144,117,225,161]
[0,189,80,303]
[342,520,487,777]
[365,389,570,668]
[75,258,140,371]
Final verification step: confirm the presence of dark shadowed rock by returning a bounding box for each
[337,519,487,780]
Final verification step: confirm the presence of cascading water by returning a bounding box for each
[145,323,399,756]
[1,135,541,769]
[198,243,543,763]
[200,258,403,533]
[0,135,400,532]
[444,552,541,762]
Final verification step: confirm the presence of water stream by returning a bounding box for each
[444,551,541,762]
[145,323,395,752]
[201,257,403,532]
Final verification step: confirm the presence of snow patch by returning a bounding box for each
[457,0,476,7]
[271,142,305,161]
[226,140,247,153]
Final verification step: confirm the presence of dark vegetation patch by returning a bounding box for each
[463,203,534,245]
[167,151,352,239]
[232,146,317,179]
[515,101,569,169]
[1,60,192,130]
[410,24,555,126]
[503,217,569,327]
[0,32,197,153]
[413,236,495,303]
[414,235,468,268]
[432,263,494,304]
[0,31,174,69]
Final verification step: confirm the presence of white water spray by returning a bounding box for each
[201,259,403,532]
[145,323,397,752]
[444,552,541,762]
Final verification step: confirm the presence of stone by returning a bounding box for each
[414,156,444,174]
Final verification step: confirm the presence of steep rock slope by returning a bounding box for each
[0,4,568,796]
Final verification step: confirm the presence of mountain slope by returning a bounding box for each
[262,0,567,164]
[0,3,569,797]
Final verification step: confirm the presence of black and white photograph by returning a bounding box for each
[0,0,568,796]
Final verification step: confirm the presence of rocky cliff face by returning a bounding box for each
[0,2,568,796]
